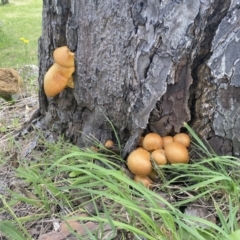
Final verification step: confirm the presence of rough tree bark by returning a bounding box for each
[38,0,240,157]
[1,0,9,4]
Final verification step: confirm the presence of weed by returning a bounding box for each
[0,0,42,68]
[19,37,30,61]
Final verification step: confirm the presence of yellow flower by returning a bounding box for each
[23,39,29,44]
[20,37,25,41]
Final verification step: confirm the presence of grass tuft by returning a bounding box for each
[1,124,239,239]
[0,0,42,68]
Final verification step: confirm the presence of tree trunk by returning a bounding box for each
[38,0,240,157]
[1,0,9,4]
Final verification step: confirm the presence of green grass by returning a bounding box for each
[1,125,240,239]
[0,0,42,68]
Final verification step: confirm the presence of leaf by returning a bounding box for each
[69,171,82,178]
[229,230,240,240]
[179,228,218,240]
[0,221,26,240]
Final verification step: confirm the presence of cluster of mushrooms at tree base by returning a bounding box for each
[127,132,190,188]
[43,46,191,190]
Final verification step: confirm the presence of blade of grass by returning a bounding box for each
[0,195,31,239]
[0,221,26,240]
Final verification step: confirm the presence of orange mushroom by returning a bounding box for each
[127,148,152,176]
[173,133,191,147]
[134,175,153,188]
[53,46,75,68]
[142,133,163,151]
[44,46,75,97]
[151,149,167,165]
[104,140,114,148]
[162,136,173,149]
[164,142,189,164]
[44,64,75,97]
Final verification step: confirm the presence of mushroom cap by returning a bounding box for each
[44,64,75,97]
[105,140,114,148]
[90,146,99,152]
[53,46,75,68]
[173,133,190,147]
[127,148,152,176]
[151,149,167,165]
[142,133,163,151]
[164,142,189,164]
[162,136,173,149]
[134,175,153,188]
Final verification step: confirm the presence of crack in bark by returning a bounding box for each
[146,0,232,139]
[190,0,232,155]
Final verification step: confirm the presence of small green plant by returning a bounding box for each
[20,37,29,60]
[0,195,31,240]
[0,123,7,133]
[11,117,20,128]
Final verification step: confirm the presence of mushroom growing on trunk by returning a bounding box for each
[44,46,75,97]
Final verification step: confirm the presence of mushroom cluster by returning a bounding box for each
[44,46,75,97]
[127,132,191,187]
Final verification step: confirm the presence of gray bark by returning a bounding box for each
[38,0,240,156]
